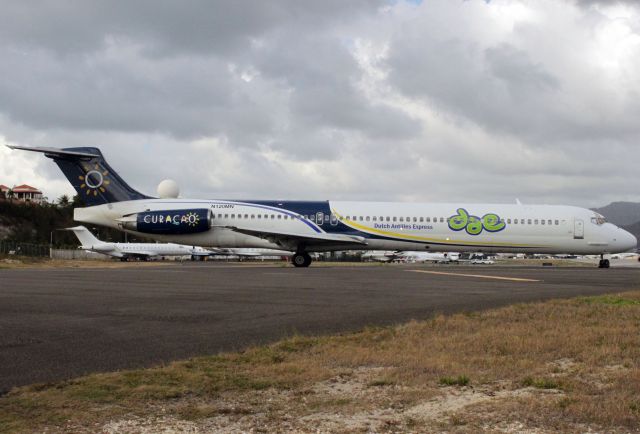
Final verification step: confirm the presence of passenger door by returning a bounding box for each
[574,219,584,239]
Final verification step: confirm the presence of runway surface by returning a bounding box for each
[1,263,639,392]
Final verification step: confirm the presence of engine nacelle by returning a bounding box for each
[119,208,212,235]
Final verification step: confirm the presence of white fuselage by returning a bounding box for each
[82,241,207,259]
[74,199,638,255]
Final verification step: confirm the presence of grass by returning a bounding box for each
[578,295,640,306]
[438,375,470,387]
[1,291,640,432]
[521,377,561,390]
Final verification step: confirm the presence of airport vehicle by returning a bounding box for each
[9,146,637,268]
[471,258,496,265]
[67,226,292,261]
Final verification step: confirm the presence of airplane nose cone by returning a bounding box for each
[620,229,637,252]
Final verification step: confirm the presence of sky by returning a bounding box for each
[1,0,639,207]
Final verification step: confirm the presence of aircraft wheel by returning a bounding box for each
[120,257,128,262]
[292,252,312,268]
[598,259,611,268]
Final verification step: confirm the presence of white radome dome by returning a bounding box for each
[157,179,180,199]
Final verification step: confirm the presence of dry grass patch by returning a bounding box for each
[1,291,640,433]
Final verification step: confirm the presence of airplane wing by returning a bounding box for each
[125,251,159,259]
[221,226,367,251]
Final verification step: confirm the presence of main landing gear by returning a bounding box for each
[598,254,610,269]
[292,252,312,268]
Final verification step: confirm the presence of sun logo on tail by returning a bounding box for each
[78,163,111,197]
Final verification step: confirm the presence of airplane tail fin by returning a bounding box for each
[66,226,103,247]
[7,145,151,206]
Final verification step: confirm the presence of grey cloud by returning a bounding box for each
[0,0,386,56]
[1,0,640,208]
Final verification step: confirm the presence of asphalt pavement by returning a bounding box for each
[1,262,638,392]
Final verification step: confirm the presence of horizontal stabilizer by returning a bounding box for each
[7,145,100,159]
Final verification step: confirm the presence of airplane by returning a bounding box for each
[362,251,461,263]
[361,251,403,262]
[67,226,292,261]
[399,251,461,263]
[8,145,638,268]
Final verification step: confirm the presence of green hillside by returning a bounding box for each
[0,196,132,247]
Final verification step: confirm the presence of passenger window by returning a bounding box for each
[419,217,424,222]
[271,215,275,219]
[527,219,531,224]
[386,216,390,222]
[317,212,324,224]
[399,217,404,222]
[366,216,370,222]
[393,217,397,222]
[439,217,443,223]
[325,215,330,223]
[372,216,377,222]
[534,219,538,224]
[507,219,511,224]
[224,214,229,218]
[231,214,235,218]
[426,217,430,222]
[433,217,438,222]
[277,215,281,219]
[548,220,552,225]
[218,214,222,218]
[513,219,517,224]
[541,220,545,225]
[555,220,559,225]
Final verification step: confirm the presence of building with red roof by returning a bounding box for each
[0,184,44,204]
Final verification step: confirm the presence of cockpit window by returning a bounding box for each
[591,215,606,225]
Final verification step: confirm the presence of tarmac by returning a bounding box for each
[1,262,639,392]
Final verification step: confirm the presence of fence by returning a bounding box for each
[49,249,107,260]
[0,241,50,257]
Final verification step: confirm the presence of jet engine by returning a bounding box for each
[118,208,212,235]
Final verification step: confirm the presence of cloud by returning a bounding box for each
[1,0,639,207]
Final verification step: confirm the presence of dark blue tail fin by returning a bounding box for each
[7,146,151,206]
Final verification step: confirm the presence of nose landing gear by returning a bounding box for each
[598,255,610,268]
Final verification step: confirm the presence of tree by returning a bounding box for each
[6,188,14,203]
[57,194,71,208]
[71,195,85,208]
